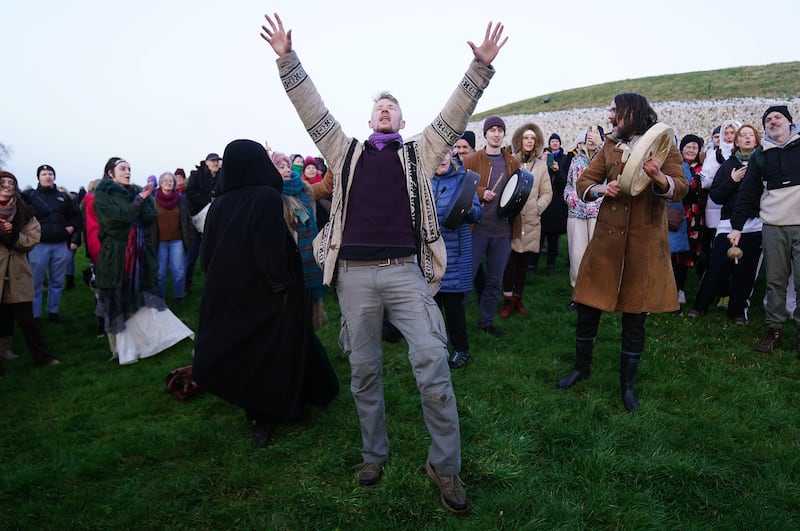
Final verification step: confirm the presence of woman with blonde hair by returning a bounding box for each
[564,126,605,300]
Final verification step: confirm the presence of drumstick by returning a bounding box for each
[489,172,505,194]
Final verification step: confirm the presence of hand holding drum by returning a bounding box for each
[617,123,674,196]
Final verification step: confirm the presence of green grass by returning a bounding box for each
[477,61,800,119]
[2,245,799,528]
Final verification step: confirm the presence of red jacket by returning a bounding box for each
[82,193,101,264]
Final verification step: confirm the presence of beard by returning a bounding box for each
[615,120,636,141]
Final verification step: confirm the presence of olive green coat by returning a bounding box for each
[93,179,158,290]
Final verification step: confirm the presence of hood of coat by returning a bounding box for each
[218,139,283,195]
[718,119,743,159]
[511,122,545,158]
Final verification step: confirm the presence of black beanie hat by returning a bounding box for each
[459,131,476,150]
[679,134,704,152]
[36,164,56,179]
[762,105,793,126]
[548,133,561,143]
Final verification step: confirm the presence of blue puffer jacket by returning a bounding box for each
[431,159,482,293]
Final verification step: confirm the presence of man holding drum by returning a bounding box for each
[555,92,688,411]
[463,115,521,338]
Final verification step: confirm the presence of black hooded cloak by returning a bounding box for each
[192,139,337,418]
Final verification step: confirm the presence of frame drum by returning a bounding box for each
[497,167,534,219]
[617,122,675,196]
[442,170,480,230]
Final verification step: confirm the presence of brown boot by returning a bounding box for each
[499,295,513,319]
[513,294,529,315]
[755,328,782,353]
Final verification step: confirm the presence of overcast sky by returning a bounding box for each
[2,0,798,191]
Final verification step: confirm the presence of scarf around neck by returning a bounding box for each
[368,132,403,151]
[282,172,315,229]
[0,195,17,221]
[155,188,180,210]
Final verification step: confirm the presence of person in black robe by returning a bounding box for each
[192,139,338,447]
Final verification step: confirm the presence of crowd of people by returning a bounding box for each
[1,9,797,516]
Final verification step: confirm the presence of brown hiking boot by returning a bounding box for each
[424,461,468,514]
[355,462,383,487]
[755,328,782,353]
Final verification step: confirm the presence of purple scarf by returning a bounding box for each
[368,132,403,151]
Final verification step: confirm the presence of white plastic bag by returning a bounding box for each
[191,203,210,233]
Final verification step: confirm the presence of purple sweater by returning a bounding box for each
[339,142,416,260]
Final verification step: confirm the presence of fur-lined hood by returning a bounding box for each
[511,122,545,158]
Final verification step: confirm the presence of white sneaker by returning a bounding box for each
[678,290,686,304]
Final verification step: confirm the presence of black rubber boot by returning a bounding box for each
[620,352,641,411]
[556,338,594,388]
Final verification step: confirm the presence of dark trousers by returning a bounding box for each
[693,231,762,318]
[503,251,532,294]
[532,233,561,269]
[0,302,55,366]
[434,291,469,352]
[185,232,202,290]
[576,303,646,353]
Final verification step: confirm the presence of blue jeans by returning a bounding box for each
[158,240,186,299]
[29,242,71,318]
[336,258,462,474]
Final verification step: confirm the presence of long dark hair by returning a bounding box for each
[102,157,125,180]
[614,93,658,137]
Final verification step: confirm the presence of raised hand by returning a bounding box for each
[260,12,292,57]
[468,22,508,66]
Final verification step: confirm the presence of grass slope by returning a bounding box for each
[478,61,800,118]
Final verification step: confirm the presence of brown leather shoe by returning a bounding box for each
[755,328,782,353]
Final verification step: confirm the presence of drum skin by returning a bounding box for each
[498,167,534,219]
[618,123,675,196]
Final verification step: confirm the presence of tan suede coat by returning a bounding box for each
[572,133,688,313]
